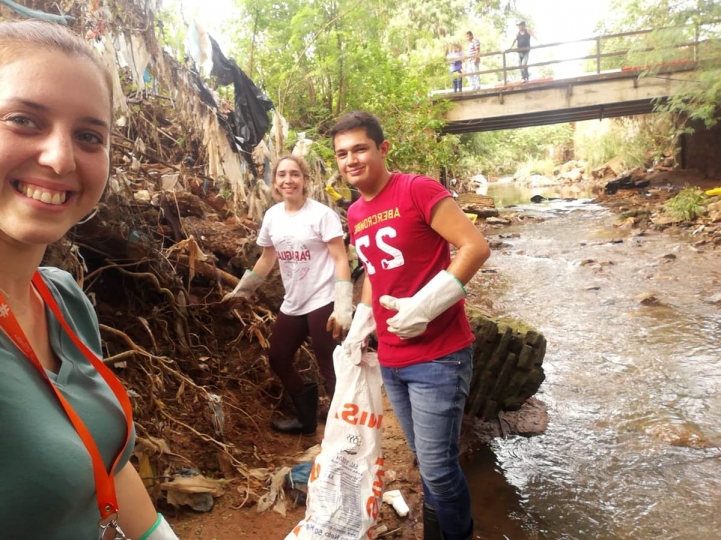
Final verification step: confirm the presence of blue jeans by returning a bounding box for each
[518,51,530,80]
[451,71,463,92]
[380,346,473,540]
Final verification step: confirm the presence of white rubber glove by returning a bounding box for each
[139,514,179,540]
[379,270,466,339]
[222,269,264,301]
[341,303,376,365]
[326,280,354,339]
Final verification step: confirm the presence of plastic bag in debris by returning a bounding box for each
[288,462,313,487]
[209,36,274,156]
[285,344,384,540]
[286,462,313,505]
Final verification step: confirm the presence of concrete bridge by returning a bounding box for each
[441,65,697,133]
[438,25,713,134]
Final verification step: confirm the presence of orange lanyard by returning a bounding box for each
[0,271,133,527]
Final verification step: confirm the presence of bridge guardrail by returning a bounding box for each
[441,20,719,92]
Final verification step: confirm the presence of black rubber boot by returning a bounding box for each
[423,504,444,540]
[462,520,475,540]
[271,382,318,435]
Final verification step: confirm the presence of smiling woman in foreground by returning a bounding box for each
[0,20,177,540]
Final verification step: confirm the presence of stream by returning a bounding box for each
[465,182,721,540]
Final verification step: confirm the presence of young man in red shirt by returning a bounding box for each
[332,111,490,540]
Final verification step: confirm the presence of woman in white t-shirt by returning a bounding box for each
[224,156,352,434]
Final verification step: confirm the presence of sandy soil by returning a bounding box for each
[166,394,426,540]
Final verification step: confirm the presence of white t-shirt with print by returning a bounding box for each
[257,198,344,316]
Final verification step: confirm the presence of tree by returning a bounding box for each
[221,0,512,175]
[599,0,721,128]
[460,124,574,177]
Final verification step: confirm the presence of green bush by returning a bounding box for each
[459,124,574,178]
[663,187,708,221]
[515,158,556,178]
[575,115,678,171]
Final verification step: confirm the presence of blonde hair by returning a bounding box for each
[0,20,113,105]
[270,155,311,201]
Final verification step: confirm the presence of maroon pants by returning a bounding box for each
[268,302,337,399]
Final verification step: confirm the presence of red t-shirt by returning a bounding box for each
[348,173,474,368]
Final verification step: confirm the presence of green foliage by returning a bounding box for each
[600,0,715,33]
[663,186,708,221]
[458,124,573,177]
[219,0,511,176]
[155,0,190,59]
[384,0,468,47]
[163,0,537,179]
[575,124,625,169]
[598,0,721,129]
[661,36,721,128]
[515,158,556,178]
[575,115,679,170]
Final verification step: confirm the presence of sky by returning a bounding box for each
[510,0,615,78]
[512,0,614,41]
[176,0,236,53]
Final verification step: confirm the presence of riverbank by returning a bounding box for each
[593,168,721,250]
[476,166,721,250]
[164,167,720,540]
[166,394,430,539]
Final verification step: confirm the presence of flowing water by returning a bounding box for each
[475,180,601,208]
[466,182,721,540]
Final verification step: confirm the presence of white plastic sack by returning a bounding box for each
[285,344,384,540]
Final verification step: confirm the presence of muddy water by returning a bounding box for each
[466,184,721,540]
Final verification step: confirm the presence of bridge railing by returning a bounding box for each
[442,21,719,92]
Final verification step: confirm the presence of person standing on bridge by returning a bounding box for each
[447,43,463,92]
[465,31,481,90]
[509,20,539,82]
[331,111,491,540]
[223,155,353,435]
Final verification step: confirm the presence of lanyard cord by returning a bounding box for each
[0,272,133,519]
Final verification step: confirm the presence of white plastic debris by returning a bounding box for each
[382,489,409,517]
